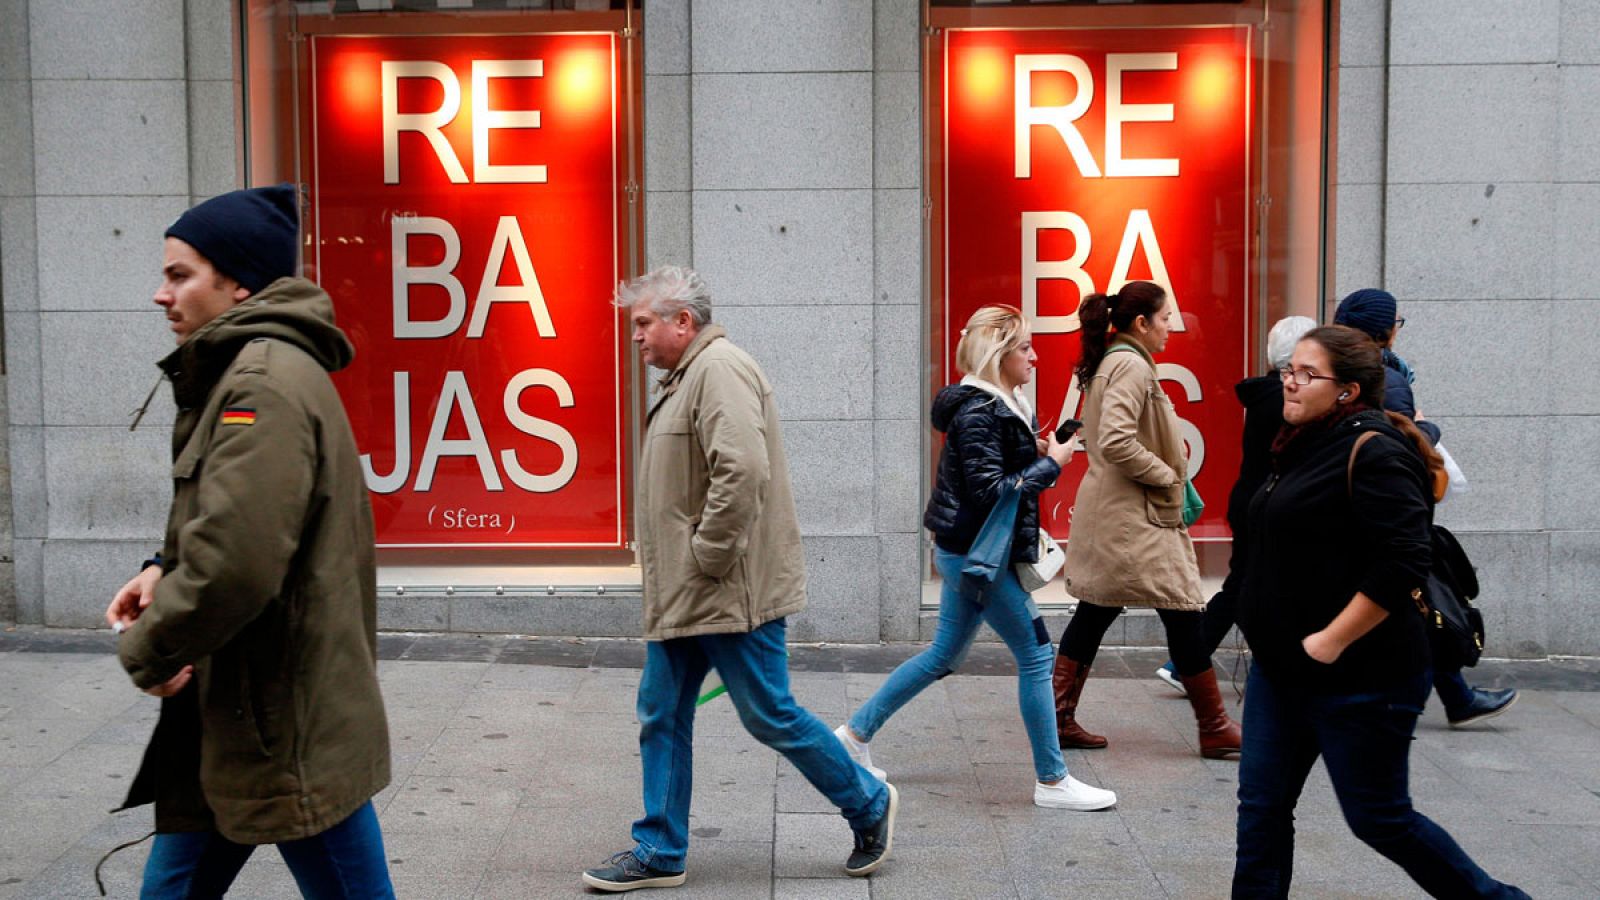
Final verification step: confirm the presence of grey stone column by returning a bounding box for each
[641,0,925,642]
[0,0,32,621]
[3,0,197,626]
[1337,0,1598,658]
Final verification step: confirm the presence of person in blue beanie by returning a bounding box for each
[1334,288,1518,728]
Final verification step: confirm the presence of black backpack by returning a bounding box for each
[1423,524,1486,669]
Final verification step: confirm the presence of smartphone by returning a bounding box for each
[1054,418,1083,443]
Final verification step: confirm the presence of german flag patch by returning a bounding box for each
[220,407,257,426]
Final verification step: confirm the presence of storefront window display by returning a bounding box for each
[242,0,644,590]
[926,0,1332,600]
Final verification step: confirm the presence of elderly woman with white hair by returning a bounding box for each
[1154,315,1318,693]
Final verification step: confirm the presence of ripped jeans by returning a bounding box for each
[847,547,1067,783]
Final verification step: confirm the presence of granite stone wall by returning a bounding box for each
[1336,0,1599,657]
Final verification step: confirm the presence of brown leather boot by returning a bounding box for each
[1179,668,1243,759]
[1052,655,1108,749]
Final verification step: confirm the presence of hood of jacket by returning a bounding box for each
[1235,372,1282,409]
[159,277,354,409]
[931,380,1034,433]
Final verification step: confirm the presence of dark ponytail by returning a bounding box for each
[1073,281,1168,391]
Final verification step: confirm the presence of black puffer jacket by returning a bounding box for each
[923,383,1061,563]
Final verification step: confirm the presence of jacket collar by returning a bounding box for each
[157,278,351,410]
[958,375,1034,426]
[656,324,727,395]
[1108,335,1156,367]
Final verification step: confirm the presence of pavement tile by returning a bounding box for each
[772,811,855,879]
[776,875,869,899]
[867,845,1016,900]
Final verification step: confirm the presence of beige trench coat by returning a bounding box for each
[1063,339,1205,610]
[636,325,808,640]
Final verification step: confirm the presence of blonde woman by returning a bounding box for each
[1054,281,1242,759]
[834,305,1117,811]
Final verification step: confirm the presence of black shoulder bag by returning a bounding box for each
[1346,431,1486,668]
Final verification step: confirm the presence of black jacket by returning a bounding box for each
[1227,374,1285,536]
[1382,350,1441,445]
[1236,408,1433,692]
[1209,374,1285,611]
[923,383,1060,564]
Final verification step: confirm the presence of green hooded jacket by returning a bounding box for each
[117,277,390,844]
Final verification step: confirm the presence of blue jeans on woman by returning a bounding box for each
[1233,666,1527,899]
[629,617,889,874]
[140,800,394,899]
[848,547,1067,784]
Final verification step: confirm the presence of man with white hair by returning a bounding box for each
[582,266,897,892]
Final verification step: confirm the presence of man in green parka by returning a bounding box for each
[104,185,394,898]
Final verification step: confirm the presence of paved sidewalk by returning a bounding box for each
[2,629,1598,899]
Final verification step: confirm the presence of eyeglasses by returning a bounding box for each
[1278,367,1342,387]
[1394,317,1407,330]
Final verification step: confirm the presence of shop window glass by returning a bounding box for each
[242,0,645,593]
[925,0,1331,604]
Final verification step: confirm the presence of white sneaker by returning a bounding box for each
[1034,775,1117,811]
[834,725,887,781]
[1155,665,1188,696]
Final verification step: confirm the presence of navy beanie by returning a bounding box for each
[165,184,299,294]
[1333,288,1397,341]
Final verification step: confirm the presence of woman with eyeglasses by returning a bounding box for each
[1053,281,1242,759]
[1231,324,1527,899]
[1334,289,1517,727]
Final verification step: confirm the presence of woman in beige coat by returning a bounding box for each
[1054,281,1242,759]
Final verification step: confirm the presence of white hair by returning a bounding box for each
[1267,315,1317,369]
[614,265,712,326]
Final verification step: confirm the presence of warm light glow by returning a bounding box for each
[554,49,608,113]
[338,50,384,114]
[1183,53,1237,117]
[959,46,1007,108]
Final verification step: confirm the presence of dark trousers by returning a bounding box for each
[1232,667,1528,899]
[1199,585,1239,655]
[1059,602,1212,676]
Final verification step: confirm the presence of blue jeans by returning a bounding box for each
[1432,666,1475,716]
[630,618,889,873]
[849,548,1066,783]
[141,800,394,899]
[1233,667,1527,899]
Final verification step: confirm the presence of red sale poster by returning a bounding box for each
[306,32,626,548]
[940,26,1253,540]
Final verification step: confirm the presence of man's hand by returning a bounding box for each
[1301,630,1345,664]
[106,565,162,631]
[144,665,193,697]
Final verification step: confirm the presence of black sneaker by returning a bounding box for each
[581,850,686,892]
[844,782,898,876]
